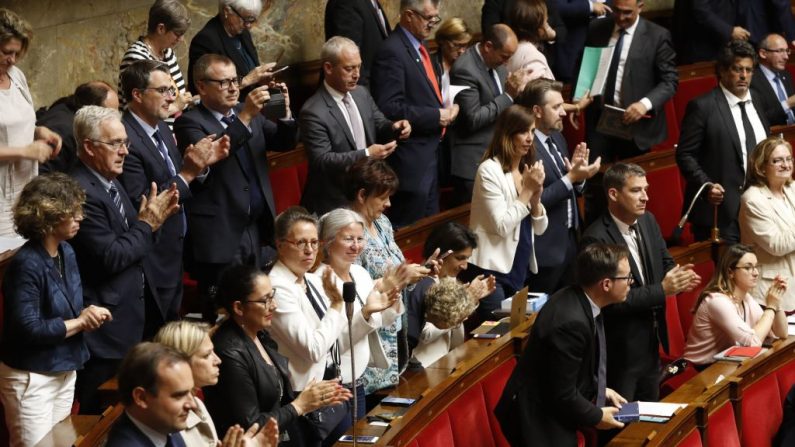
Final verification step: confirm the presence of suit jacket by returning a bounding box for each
[449,45,513,181]
[740,0,795,44]
[581,212,675,390]
[187,15,259,95]
[672,0,738,64]
[118,111,191,320]
[739,183,795,311]
[534,131,580,267]
[173,103,296,266]
[69,162,154,359]
[106,412,186,447]
[370,26,443,193]
[481,0,568,51]
[751,65,795,127]
[0,241,88,372]
[299,85,395,215]
[324,0,390,87]
[585,16,678,151]
[468,158,548,274]
[37,101,78,174]
[552,0,593,82]
[204,319,306,442]
[494,286,603,446]
[676,87,770,230]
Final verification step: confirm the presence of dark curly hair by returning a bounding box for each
[13,173,85,241]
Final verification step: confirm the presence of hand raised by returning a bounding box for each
[137,182,180,231]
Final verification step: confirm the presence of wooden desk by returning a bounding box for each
[34,415,99,447]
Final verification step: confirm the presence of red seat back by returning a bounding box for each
[663,295,685,361]
[677,428,704,447]
[416,412,455,447]
[646,165,685,244]
[651,101,679,152]
[741,374,783,447]
[447,385,497,447]
[776,359,795,402]
[706,401,741,447]
[270,166,302,214]
[481,358,516,447]
[678,260,715,337]
[673,77,718,125]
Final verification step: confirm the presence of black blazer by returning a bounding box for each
[188,15,260,95]
[552,0,593,82]
[106,413,186,446]
[676,87,770,231]
[37,101,78,174]
[69,162,154,359]
[585,16,678,151]
[118,111,191,320]
[173,104,296,265]
[204,320,311,445]
[299,85,395,215]
[533,131,580,268]
[672,0,738,65]
[371,26,443,194]
[581,212,675,392]
[324,0,390,87]
[495,286,602,447]
[750,65,795,127]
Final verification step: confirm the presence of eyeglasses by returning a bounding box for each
[340,236,366,247]
[729,65,754,74]
[203,77,241,89]
[733,265,759,273]
[770,156,794,165]
[409,9,441,26]
[763,48,792,55]
[282,239,320,251]
[229,5,258,24]
[143,86,177,97]
[244,290,276,306]
[89,139,130,150]
[611,275,635,285]
[445,40,470,50]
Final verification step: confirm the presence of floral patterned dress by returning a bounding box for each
[355,214,408,394]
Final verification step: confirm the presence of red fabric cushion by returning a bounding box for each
[651,101,679,152]
[678,260,715,336]
[481,359,517,447]
[646,165,684,244]
[707,402,741,447]
[673,77,718,125]
[561,110,586,151]
[741,374,783,447]
[678,428,703,447]
[662,295,685,362]
[405,441,419,447]
[776,360,795,402]
[447,385,496,447]
[401,245,424,264]
[271,166,302,214]
[416,412,455,447]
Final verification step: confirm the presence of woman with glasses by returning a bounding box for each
[684,244,788,368]
[740,136,795,312]
[205,263,350,446]
[188,0,276,96]
[314,208,404,440]
[0,9,62,237]
[0,174,112,446]
[119,0,192,118]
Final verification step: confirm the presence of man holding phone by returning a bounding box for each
[299,36,411,215]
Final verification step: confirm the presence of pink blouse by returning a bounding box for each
[684,292,766,365]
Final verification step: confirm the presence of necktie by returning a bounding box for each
[418,45,443,104]
[166,433,186,447]
[629,223,648,285]
[595,313,607,407]
[603,30,626,106]
[546,137,566,174]
[371,0,388,37]
[221,115,266,217]
[773,74,795,124]
[152,130,177,176]
[108,183,128,229]
[488,68,502,95]
[547,137,578,229]
[738,101,758,158]
[342,94,367,150]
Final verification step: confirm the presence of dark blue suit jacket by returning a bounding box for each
[69,162,155,359]
[173,104,296,265]
[552,0,593,82]
[0,240,88,372]
[371,26,443,193]
[534,131,580,267]
[187,15,259,95]
[106,412,186,447]
[118,111,191,321]
[325,0,390,87]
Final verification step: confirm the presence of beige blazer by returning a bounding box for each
[739,183,795,311]
[469,158,548,274]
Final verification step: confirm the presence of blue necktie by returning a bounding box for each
[547,137,578,229]
[153,130,177,176]
[166,432,186,447]
[774,73,795,124]
[108,183,128,229]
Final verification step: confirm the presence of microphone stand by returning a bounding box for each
[342,282,357,447]
[671,182,712,245]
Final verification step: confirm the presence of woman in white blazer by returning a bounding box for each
[740,136,795,311]
[468,105,547,320]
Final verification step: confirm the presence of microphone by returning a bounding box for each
[343,282,356,321]
[671,182,712,245]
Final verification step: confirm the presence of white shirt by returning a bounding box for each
[719,84,767,169]
[610,212,646,285]
[609,16,652,112]
[323,81,368,152]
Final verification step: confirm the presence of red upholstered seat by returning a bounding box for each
[673,77,718,125]
[677,260,715,337]
[482,359,516,447]
[741,374,783,447]
[561,109,586,152]
[651,101,679,152]
[406,441,419,447]
[447,385,496,447]
[646,165,685,244]
[677,428,703,447]
[416,412,455,447]
[662,295,684,363]
[401,245,424,264]
[706,401,741,447]
[776,360,795,402]
[271,166,302,214]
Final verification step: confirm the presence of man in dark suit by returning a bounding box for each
[325,0,391,87]
[118,60,230,337]
[494,243,630,446]
[69,106,179,414]
[553,0,612,82]
[108,342,194,446]
[449,24,524,202]
[751,33,795,126]
[300,37,411,215]
[582,163,701,401]
[370,0,458,227]
[517,78,600,293]
[39,81,119,174]
[676,40,769,243]
[671,0,749,65]
[739,0,795,46]
[174,53,297,321]
[187,2,273,95]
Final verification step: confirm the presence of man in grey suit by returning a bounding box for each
[449,24,527,202]
[751,33,795,126]
[300,37,411,215]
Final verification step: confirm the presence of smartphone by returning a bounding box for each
[270,65,289,75]
[381,396,416,407]
[339,435,379,443]
[424,250,452,269]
